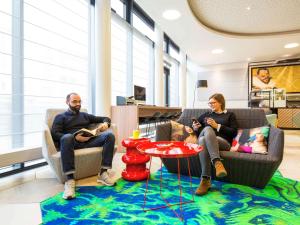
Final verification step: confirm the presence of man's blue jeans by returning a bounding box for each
[59,131,115,175]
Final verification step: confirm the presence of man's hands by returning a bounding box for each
[74,122,109,143]
[75,134,91,142]
[97,122,109,132]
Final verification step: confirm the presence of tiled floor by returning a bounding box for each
[0,130,299,225]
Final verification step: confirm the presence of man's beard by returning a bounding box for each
[69,104,81,113]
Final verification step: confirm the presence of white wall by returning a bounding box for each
[187,61,249,109]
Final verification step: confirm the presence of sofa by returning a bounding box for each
[42,109,118,183]
[155,108,284,188]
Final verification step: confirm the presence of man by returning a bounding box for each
[252,68,276,90]
[51,93,116,200]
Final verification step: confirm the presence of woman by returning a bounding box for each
[192,93,237,195]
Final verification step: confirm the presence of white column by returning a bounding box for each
[154,25,164,106]
[179,52,187,108]
[95,0,111,116]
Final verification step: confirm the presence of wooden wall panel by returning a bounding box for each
[278,108,293,128]
[111,105,182,151]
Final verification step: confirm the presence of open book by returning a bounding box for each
[73,128,100,137]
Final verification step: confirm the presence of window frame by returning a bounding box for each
[110,1,155,105]
[0,0,93,175]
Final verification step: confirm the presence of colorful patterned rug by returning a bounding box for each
[41,168,300,224]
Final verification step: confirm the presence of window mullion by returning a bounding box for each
[126,28,133,97]
[11,0,24,148]
[89,2,95,114]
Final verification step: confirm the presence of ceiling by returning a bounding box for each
[188,0,300,36]
[135,0,300,66]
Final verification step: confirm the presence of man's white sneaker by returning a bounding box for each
[97,171,116,186]
[63,179,76,200]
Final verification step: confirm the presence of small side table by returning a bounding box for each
[121,138,151,181]
[137,141,203,221]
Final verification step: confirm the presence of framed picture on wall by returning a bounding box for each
[249,63,300,92]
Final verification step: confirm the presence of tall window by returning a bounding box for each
[169,58,179,106]
[111,13,130,105]
[132,31,154,104]
[132,7,155,104]
[0,0,89,156]
[0,0,13,152]
[163,34,180,107]
[111,5,154,105]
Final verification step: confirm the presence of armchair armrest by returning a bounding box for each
[267,126,284,162]
[42,124,58,160]
[155,123,172,141]
[109,123,118,149]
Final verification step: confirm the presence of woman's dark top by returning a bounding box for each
[196,111,238,144]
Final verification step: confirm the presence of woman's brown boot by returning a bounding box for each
[195,177,211,196]
[215,161,227,178]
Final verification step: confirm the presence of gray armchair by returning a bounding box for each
[42,109,118,183]
[156,108,284,188]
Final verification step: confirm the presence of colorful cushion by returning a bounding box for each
[231,126,270,154]
[170,121,198,144]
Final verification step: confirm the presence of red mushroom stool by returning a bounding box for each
[121,138,151,181]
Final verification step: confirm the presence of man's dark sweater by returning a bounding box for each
[197,111,238,144]
[51,110,111,146]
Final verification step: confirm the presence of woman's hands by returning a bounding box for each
[192,121,201,131]
[206,118,218,129]
[192,117,219,130]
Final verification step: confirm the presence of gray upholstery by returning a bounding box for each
[42,109,118,183]
[156,108,284,188]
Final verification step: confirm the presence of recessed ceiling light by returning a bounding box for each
[162,9,181,20]
[212,49,224,54]
[246,6,251,10]
[247,57,251,61]
[282,54,291,57]
[284,43,299,49]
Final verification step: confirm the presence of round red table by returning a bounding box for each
[121,137,151,181]
[136,141,203,221]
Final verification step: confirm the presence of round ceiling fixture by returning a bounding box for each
[162,9,181,20]
[212,49,224,54]
[284,43,299,48]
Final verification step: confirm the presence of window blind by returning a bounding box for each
[0,0,13,151]
[111,13,129,105]
[164,54,180,107]
[0,0,89,155]
[132,30,154,105]
[111,12,154,105]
